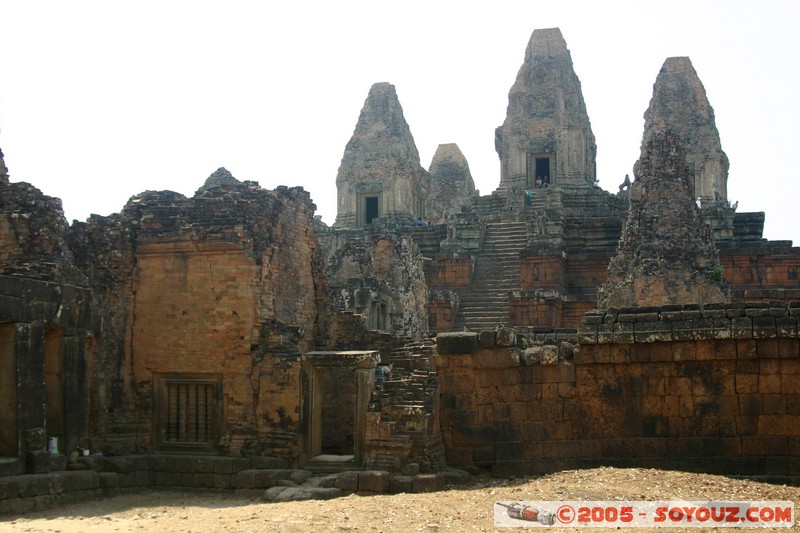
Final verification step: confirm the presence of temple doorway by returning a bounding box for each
[0,324,17,457]
[535,156,551,185]
[301,351,378,471]
[364,196,379,225]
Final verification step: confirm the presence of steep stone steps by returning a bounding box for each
[454,222,528,331]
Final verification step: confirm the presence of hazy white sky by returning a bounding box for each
[1,0,798,244]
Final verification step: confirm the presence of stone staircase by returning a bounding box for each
[454,222,528,331]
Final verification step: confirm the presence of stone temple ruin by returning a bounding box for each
[1,27,799,510]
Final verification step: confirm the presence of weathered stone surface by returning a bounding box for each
[262,485,343,502]
[495,28,596,190]
[599,131,728,310]
[0,162,87,283]
[357,470,390,492]
[0,146,8,183]
[323,231,429,338]
[68,175,328,458]
[289,469,313,484]
[427,144,475,224]
[250,456,290,470]
[437,332,479,355]
[194,167,240,195]
[334,470,358,491]
[1,23,799,491]
[334,82,430,228]
[641,57,729,204]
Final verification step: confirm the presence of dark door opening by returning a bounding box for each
[301,351,378,470]
[365,197,379,225]
[319,367,356,456]
[0,324,17,457]
[44,325,65,454]
[535,157,550,186]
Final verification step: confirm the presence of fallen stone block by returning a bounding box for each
[263,486,343,502]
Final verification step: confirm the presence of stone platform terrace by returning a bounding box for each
[0,454,473,515]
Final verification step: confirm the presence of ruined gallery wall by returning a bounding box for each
[364,340,445,473]
[436,302,800,478]
[71,184,324,460]
[720,245,800,300]
[0,159,95,465]
[426,253,472,334]
[319,229,429,340]
[511,244,800,330]
[130,242,258,453]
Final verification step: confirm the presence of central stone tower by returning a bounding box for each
[495,28,597,190]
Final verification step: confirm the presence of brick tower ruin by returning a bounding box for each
[426,143,476,225]
[599,131,728,309]
[642,57,730,205]
[495,27,597,191]
[334,82,431,228]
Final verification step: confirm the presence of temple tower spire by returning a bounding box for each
[495,28,596,190]
[641,57,729,205]
[334,82,430,228]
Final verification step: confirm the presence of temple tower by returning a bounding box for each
[334,82,430,228]
[599,131,728,310]
[642,57,729,205]
[495,28,596,190]
[426,143,475,224]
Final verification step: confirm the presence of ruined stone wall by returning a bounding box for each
[721,245,800,301]
[69,181,325,460]
[436,302,800,478]
[130,242,257,453]
[322,230,429,339]
[0,153,94,470]
[365,340,444,473]
[426,254,473,289]
[509,291,564,328]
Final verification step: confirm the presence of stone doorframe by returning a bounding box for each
[300,351,379,467]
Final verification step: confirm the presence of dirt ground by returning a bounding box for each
[2,468,798,532]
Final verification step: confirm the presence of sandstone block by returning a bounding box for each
[334,471,358,491]
[478,330,496,348]
[250,456,290,470]
[389,475,414,494]
[437,332,479,354]
[98,472,120,489]
[358,470,390,492]
[412,474,440,493]
[25,451,50,474]
[263,486,343,502]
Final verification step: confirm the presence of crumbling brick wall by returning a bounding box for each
[69,183,326,461]
[0,161,94,468]
[321,230,429,339]
[364,340,444,473]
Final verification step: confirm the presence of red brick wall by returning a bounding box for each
[428,255,473,288]
[520,255,565,291]
[509,294,563,328]
[721,247,800,297]
[429,296,458,333]
[131,242,259,451]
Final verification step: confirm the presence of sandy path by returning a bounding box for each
[2,468,799,532]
